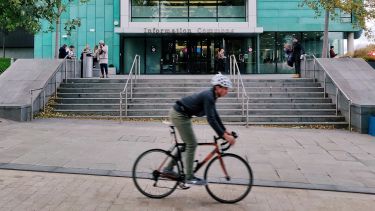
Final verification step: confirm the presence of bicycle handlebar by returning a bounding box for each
[214,131,238,152]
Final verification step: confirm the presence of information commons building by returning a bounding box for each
[34,0,361,74]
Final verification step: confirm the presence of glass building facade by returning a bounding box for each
[34,0,360,75]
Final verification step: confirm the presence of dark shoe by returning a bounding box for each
[186,176,207,186]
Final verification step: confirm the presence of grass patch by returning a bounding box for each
[0,58,11,75]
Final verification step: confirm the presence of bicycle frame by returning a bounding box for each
[165,125,230,181]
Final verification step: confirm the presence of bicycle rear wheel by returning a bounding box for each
[204,153,253,203]
[132,149,179,198]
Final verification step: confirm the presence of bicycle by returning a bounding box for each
[132,122,253,203]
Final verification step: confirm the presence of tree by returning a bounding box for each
[301,0,375,58]
[36,0,90,58]
[0,0,46,57]
[0,0,90,58]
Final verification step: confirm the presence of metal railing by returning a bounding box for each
[229,55,250,126]
[303,55,352,130]
[29,56,75,120]
[119,55,141,122]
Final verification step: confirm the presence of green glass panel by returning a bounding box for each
[189,18,216,22]
[87,32,96,49]
[218,18,245,22]
[96,18,105,42]
[132,18,159,22]
[218,6,245,17]
[96,0,105,18]
[189,6,216,18]
[78,31,87,46]
[145,38,161,74]
[132,6,159,18]
[105,5,114,31]
[78,18,86,32]
[42,45,52,58]
[34,34,43,58]
[79,4,86,17]
[159,18,188,22]
[124,38,145,74]
[113,34,120,45]
[87,5,96,19]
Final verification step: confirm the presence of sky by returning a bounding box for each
[354,20,375,49]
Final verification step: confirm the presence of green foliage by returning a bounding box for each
[0,0,90,35]
[301,0,375,40]
[0,0,45,34]
[352,44,375,62]
[0,58,11,75]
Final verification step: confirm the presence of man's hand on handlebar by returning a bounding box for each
[223,132,236,145]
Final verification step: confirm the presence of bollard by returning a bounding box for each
[369,116,375,136]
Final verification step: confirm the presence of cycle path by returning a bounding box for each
[0,169,374,210]
[0,118,375,194]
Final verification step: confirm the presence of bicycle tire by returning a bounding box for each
[204,153,253,203]
[132,149,180,198]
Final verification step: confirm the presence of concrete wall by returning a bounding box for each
[302,57,375,133]
[0,59,73,121]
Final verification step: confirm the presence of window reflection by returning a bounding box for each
[259,32,324,74]
[131,0,246,22]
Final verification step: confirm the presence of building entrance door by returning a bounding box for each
[161,37,213,74]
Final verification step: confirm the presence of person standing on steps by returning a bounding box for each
[98,40,109,78]
[292,37,304,78]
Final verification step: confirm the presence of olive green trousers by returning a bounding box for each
[169,108,197,180]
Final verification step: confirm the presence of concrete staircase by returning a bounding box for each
[53,77,348,127]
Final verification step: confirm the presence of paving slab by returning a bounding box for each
[0,170,374,210]
[0,118,375,194]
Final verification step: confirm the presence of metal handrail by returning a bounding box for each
[29,56,70,120]
[119,55,140,122]
[229,55,250,127]
[304,55,352,130]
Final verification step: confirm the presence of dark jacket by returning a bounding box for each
[58,46,68,59]
[292,42,303,60]
[174,88,226,137]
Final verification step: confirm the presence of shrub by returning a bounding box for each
[0,58,11,75]
[352,44,375,62]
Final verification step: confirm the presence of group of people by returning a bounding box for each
[58,40,109,78]
[58,44,75,59]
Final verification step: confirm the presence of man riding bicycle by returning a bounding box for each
[166,73,236,186]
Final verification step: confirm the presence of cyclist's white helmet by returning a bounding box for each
[211,73,233,88]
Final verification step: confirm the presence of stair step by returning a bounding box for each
[50,77,347,126]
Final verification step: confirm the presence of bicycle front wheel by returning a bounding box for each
[132,149,179,198]
[204,153,253,203]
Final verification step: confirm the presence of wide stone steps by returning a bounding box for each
[52,77,348,128]
[57,92,326,98]
[60,82,322,88]
[54,103,336,110]
[58,87,325,93]
[55,97,333,104]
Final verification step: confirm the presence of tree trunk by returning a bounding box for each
[322,9,330,58]
[2,34,5,58]
[54,18,60,58]
[2,30,5,58]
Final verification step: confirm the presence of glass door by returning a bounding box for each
[164,37,212,74]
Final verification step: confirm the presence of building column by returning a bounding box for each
[347,32,354,56]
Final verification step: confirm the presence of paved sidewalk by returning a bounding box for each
[0,169,374,211]
[0,118,375,194]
